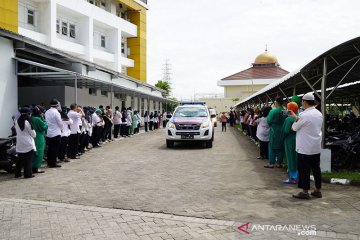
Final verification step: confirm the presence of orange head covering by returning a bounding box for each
[287,102,299,113]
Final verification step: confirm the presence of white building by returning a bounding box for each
[0,0,171,138]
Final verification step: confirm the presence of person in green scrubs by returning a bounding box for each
[31,106,48,174]
[265,97,286,168]
[282,101,299,184]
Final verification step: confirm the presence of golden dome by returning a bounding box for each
[254,50,278,64]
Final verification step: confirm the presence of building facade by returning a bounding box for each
[218,49,289,100]
[0,0,170,138]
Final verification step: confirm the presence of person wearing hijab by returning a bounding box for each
[153,111,158,130]
[149,112,154,131]
[133,111,139,134]
[31,106,48,174]
[143,111,149,132]
[15,107,36,178]
[113,106,122,138]
[282,102,299,184]
[91,109,103,147]
[58,107,72,162]
[45,99,63,168]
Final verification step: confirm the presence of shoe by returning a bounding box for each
[264,165,274,168]
[292,192,310,200]
[93,145,101,148]
[48,165,61,168]
[257,156,264,159]
[64,159,70,163]
[311,191,322,198]
[15,174,22,178]
[275,164,284,168]
[70,156,80,160]
[33,170,45,174]
[283,179,297,185]
[24,175,35,178]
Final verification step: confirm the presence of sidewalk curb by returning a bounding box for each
[310,175,360,186]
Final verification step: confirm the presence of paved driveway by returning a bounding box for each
[0,126,359,239]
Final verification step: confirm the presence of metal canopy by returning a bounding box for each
[236,36,360,108]
[15,57,172,103]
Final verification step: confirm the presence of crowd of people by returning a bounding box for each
[239,92,324,200]
[13,99,171,179]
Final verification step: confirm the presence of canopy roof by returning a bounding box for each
[236,36,360,107]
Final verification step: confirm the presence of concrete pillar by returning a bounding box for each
[0,38,17,138]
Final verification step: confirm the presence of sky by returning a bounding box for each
[146,0,360,100]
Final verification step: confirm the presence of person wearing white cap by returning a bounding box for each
[289,92,323,200]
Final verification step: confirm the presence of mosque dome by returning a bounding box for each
[254,49,278,65]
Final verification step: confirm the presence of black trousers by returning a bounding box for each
[124,125,130,136]
[114,124,120,138]
[259,140,269,158]
[298,153,322,191]
[120,124,126,136]
[58,136,69,160]
[104,124,112,140]
[47,135,61,167]
[91,126,100,146]
[78,132,85,152]
[82,133,90,149]
[15,150,34,178]
[149,121,153,131]
[68,133,79,159]
[222,122,226,132]
[145,122,148,132]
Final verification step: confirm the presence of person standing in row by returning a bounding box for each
[113,106,122,138]
[133,111,139,134]
[120,107,127,137]
[153,111,158,130]
[58,108,72,162]
[290,92,323,199]
[282,102,299,184]
[256,107,271,159]
[143,111,149,132]
[149,112,154,131]
[265,97,286,168]
[31,106,47,173]
[67,104,84,160]
[91,109,103,147]
[15,107,36,178]
[45,99,63,168]
[126,108,132,137]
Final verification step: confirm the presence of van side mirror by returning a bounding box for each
[211,114,216,118]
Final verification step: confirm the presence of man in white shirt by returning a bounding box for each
[45,99,63,168]
[289,92,323,199]
[67,103,84,159]
[91,109,103,147]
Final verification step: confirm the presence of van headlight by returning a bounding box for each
[168,122,176,129]
[201,121,210,128]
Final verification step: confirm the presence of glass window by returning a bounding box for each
[89,0,95,4]
[27,9,34,25]
[121,43,125,54]
[56,19,60,33]
[69,24,76,38]
[173,107,208,118]
[101,0,106,8]
[101,35,106,48]
[101,90,108,97]
[89,88,97,96]
[62,21,68,36]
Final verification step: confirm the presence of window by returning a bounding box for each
[100,0,106,8]
[27,9,35,25]
[62,21,68,36]
[121,43,125,54]
[88,0,95,4]
[101,35,106,48]
[56,19,60,33]
[127,47,131,56]
[69,24,76,38]
[89,88,97,96]
[101,90,108,97]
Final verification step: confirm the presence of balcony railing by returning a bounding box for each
[139,0,147,4]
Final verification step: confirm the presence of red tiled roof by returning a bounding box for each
[222,66,289,80]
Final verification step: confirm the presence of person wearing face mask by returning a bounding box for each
[15,107,36,178]
[45,99,63,168]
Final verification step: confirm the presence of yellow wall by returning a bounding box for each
[225,85,267,99]
[119,0,147,83]
[199,98,235,114]
[0,0,18,32]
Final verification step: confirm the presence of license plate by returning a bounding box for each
[181,134,194,139]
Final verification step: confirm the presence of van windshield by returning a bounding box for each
[174,107,208,118]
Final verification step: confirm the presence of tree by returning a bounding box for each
[155,80,171,96]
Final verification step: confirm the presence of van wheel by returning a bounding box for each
[206,140,213,148]
[166,140,174,148]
